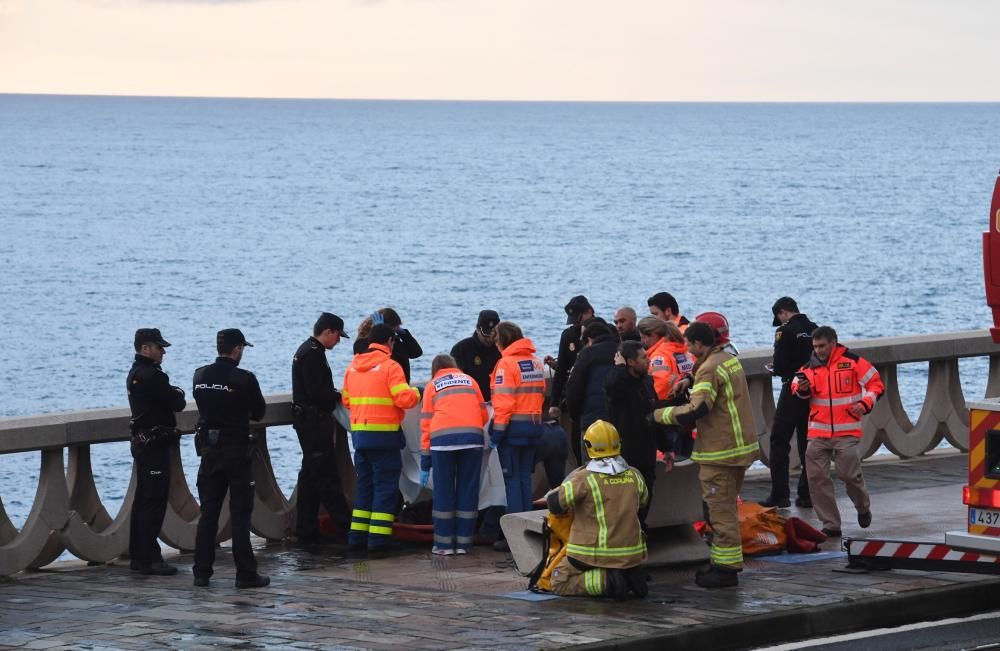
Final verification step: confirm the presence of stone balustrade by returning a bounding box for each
[2,329,998,575]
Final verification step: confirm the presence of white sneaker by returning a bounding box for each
[455,548,468,556]
[432,547,455,556]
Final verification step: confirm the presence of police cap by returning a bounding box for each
[564,295,593,325]
[135,328,170,348]
[315,312,350,339]
[477,309,500,334]
[217,328,254,349]
[772,296,799,327]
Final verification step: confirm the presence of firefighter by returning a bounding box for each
[792,325,883,537]
[342,323,421,558]
[420,354,489,556]
[491,321,545,515]
[654,320,760,588]
[546,420,649,599]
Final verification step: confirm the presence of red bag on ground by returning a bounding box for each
[784,516,827,553]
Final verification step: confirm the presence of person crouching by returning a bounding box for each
[545,420,649,599]
[420,354,489,556]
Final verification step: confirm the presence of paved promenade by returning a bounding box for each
[2,451,999,650]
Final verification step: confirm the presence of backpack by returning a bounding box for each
[528,512,574,592]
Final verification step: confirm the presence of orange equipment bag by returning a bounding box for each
[739,501,787,556]
[528,512,574,593]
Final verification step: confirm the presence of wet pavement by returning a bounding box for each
[2,451,998,650]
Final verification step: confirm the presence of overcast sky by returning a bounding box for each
[0,0,997,101]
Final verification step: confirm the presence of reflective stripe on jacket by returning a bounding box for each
[659,347,759,466]
[342,343,420,449]
[791,344,884,439]
[420,367,488,468]
[646,338,695,401]
[546,464,648,569]
[490,338,545,446]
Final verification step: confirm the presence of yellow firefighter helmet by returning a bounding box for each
[583,420,621,459]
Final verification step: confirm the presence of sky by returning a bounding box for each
[0,0,998,101]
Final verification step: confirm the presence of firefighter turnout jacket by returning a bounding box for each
[490,338,545,446]
[658,346,760,466]
[420,367,488,471]
[546,462,649,569]
[792,344,884,439]
[646,338,695,401]
[342,343,420,449]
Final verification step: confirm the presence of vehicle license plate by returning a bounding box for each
[970,507,1000,527]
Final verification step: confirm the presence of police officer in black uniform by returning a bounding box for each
[450,309,501,400]
[292,312,353,544]
[127,328,187,575]
[549,295,593,465]
[191,329,269,589]
[763,297,819,508]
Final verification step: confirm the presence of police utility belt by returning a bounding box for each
[129,421,180,448]
[292,402,332,426]
[194,424,255,456]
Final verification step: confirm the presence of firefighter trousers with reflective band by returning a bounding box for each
[194,445,258,581]
[699,463,746,570]
[350,448,402,549]
[129,443,171,566]
[431,447,482,553]
[550,556,608,597]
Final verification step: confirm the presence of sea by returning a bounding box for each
[1,95,999,530]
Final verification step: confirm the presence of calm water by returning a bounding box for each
[1,96,998,527]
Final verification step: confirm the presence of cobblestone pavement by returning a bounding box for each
[1,452,997,650]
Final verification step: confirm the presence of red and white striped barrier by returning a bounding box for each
[846,538,1000,575]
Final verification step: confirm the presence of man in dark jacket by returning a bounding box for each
[565,320,618,435]
[450,309,502,400]
[763,297,818,508]
[291,312,354,544]
[192,329,269,589]
[604,339,660,524]
[127,328,187,576]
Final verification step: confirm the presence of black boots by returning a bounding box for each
[695,565,739,589]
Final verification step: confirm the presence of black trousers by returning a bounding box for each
[294,416,352,539]
[194,445,257,581]
[768,382,811,501]
[129,443,171,565]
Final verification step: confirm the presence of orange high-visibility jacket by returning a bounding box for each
[420,367,488,466]
[342,343,420,449]
[647,338,695,401]
[792,344,883,439]
[490,338,545,446]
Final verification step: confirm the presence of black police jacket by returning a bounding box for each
[292,337,340,412]
[450,333,501,401]
[603,365,658,473]
[772,313,819,380]
[550,325,582,410]
[192,357,266,437]
[352,328,423,382]
[127,354,186,430]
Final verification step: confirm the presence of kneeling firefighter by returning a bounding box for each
[540,420,650,599]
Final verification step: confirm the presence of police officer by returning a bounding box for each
[450,309,502,400]
[127,328,186,576]
[191,329,269,589]
[291,312,353,545]
[763,297,819,508]
[548,295,593,465]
